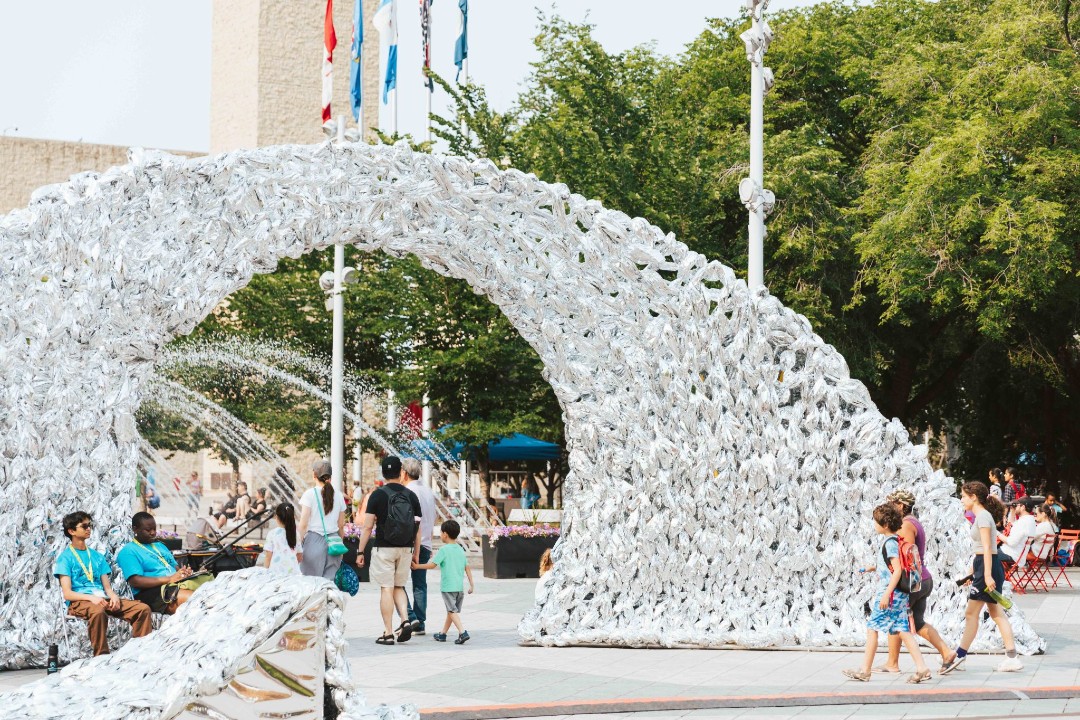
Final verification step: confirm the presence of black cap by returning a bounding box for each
[381,455,402,480]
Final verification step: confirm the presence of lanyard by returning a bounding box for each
[68,546,96,584]
[134,540,172,570]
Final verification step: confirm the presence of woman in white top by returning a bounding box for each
[296,459,347,580]
[1031,504,1059,560]
[941,481,1022,674]
[262,502,302,576]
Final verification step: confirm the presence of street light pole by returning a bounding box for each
[330,117,347,495]
[740,0,776,290]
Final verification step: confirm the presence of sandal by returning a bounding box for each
[907,669,932,684]
[396,621,413,643]
[842,669,871,682]
[375,633,395,645]
[872,665,900,674]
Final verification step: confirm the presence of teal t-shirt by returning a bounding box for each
[116,541,177,580]
[53,546,111,605]
[432,542,468,592]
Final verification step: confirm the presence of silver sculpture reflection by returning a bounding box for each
[0,142,1043,680]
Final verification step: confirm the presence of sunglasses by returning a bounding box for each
[77,522,93,530]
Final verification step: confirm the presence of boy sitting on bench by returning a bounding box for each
[54,511,152,656]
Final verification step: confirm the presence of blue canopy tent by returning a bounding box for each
[403,431,560,462]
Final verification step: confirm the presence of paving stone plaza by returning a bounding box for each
[5,569,1073,719]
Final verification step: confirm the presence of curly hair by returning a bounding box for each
[872,503,903,532]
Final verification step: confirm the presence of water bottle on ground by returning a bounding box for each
[46,644,58,675]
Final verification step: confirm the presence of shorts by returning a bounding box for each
[969,553,1006,603]
[442,591,465,614]
[908,577,933,631]
[867,584,911,635]
[370,546,412,588]
[135,574,212,613]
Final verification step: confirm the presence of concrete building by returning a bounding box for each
[1,0,381,213]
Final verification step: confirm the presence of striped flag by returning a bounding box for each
[454,0,468,82]
[349,0,363,121]
[373,0,398,104]
[420,0,434,92]
[322,0,337,122]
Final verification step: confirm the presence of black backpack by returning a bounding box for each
[382,486,417,546]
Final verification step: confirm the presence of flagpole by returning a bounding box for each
[425,11,433,143]
[392,88,398,135]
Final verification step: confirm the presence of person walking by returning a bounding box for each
[873,490,952,674]
[54,511,152,656]
[413,519,475,644]
[188,471,203,514]
[1003,467,1025,504]
[843,503,932,684]
[941,481,1023,674]
[262,502,302,576]
[402,458,437,636]
[296,460,346,581]
[354,456,423,645]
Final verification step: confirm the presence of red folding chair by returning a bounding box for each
[1015,535,1056,593]
[1049,529,1078,589]
[1003,538,1033,594]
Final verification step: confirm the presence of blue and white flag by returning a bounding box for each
[454,0,468,82]
[349,0,363,121]
[373,0,398,104]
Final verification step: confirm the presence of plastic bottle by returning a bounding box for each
[984,587,1013,610]
[46,644,58,675]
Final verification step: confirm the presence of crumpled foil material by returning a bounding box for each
[0,141,1043,671]
[0,570,417,719]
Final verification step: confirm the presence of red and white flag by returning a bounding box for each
[322,0,337,123]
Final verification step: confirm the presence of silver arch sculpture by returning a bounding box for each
[0,142,1042,673]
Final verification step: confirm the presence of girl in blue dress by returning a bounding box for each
[844,503,932,684]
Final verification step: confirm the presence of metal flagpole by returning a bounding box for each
[739,0,775,290]
[425,5,433,143]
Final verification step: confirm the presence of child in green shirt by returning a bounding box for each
[413,519,474,644]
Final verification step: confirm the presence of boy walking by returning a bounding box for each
[413,520,475,644]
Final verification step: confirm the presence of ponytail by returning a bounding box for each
[319,475,334,514]
[276,502,297,550]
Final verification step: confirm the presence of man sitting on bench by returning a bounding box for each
[117,512,210,614]
[54,511,152,656]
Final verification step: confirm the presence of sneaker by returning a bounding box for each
[940,654,966,675]
[454,631,471,645]
[410,621,425,636]
[996,657,1024,672]
[433,633,447,642]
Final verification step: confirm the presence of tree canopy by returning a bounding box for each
[149,0,1080,499]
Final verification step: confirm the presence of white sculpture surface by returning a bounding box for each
[0,570,417,719]
[0,142,1042,674]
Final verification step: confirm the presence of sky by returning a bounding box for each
[0,1,819,152]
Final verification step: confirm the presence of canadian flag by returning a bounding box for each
[322,0,337,123]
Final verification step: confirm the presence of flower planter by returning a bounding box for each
[481,534,559,579]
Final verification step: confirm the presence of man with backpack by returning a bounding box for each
[1003,467,1026,504]
[355,455,423,645]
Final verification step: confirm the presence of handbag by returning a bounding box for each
[335,563,359,595]
[316,492,349,556]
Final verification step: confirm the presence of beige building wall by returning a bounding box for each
[211,0,380,153]
[0,137,200,215]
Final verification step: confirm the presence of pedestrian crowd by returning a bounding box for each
[845,473,1073,684]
